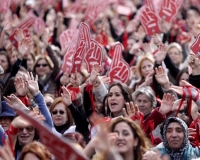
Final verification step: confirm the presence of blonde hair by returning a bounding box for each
[136,54,155,81]
[167,42,183,63]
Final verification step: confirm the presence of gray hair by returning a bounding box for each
[132,86,157,108]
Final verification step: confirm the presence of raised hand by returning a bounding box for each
[88,64,101,85]
[172,99,187,111]
[123,102,136,118]
[61,86,72,106]
[0,140,15,160]
[141,1,161,35]
[109,43,130,83]
[188,53,200,70]
[4,94,27,110]
[18,37,32,59]
[155,66,170,89]
[154,44,167,64]
[25,72,40,96]
[159,93,175,115]
[14,76,28,96]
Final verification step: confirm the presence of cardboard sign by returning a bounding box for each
[33,17,46,35]
[84,0,109,24]
[9,16,36,48]
[158,0,183,23]
[190,34,200,58]
[108,43,130,83]
[140,0,161,35]
[61,30,79,72]
[13,107,88,160]
[0,0,11,13]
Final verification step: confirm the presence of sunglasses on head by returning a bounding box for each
[36,63,48,68]
[52,110,65,115]
[19,126,35,132]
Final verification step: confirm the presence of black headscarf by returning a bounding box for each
[161,117,189,160]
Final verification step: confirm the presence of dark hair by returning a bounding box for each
[176,68,189,86]
[0,51,11,73]
[106,82,132,117]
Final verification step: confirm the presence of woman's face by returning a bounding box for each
[168,47,182,65]
[114,122,138,154]
[23,153,40,160]
[107,85,126,117]
[18,127,35,146]
[27,54,35,71]
[52,103,68,126]
[140,59,154,78]
[35,59,51,76]
[179,72,189,86]
[0,54,9,72]
[10,49,18,65]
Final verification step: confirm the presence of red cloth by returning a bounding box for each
[18,95,30,107]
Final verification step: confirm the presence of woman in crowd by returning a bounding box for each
[49,97,73,134]
[19,141,52,160]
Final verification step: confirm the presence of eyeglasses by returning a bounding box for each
[46,102,52,107]
[35,63,48,68]
[19,126,35,132]
[52,110,65,115]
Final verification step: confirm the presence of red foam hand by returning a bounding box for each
[84,0,109,24]
[109,44,130,83]
[9,16,36,48]
[71,23,103,73]
[140,7,161,35]
[190,34,200,58]
[0,0,11,13]
[14,107,87,160]
[85,40,103,73]
[60,29,74,50]
[158,0,183,22]
[61,30,79,72]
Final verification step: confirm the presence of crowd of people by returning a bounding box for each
[0,0,200,159]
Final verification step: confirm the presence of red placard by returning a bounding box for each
[108,43,130,83]
[158,0,183,23]
[190,34,200,58]
[140,0,161,35]
[0,0,11,13]
[13,107,88,160]
[71,23,103,73]
[84,0,109,24]
[61,29,79,72]
[9,16,36,48]
[176,31,192,44]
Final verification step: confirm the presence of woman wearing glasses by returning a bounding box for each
[33,45,60,96]
[49,97,73,134]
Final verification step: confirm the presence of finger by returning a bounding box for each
[35,74,38,81]
[125,102,132,115]
[130,102,135,114]
[30,72,34,80]
[122,108,128,117]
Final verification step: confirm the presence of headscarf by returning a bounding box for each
[161,117,189,160]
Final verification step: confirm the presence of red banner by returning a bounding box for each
[14,107,88,160]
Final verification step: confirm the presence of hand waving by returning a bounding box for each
[159,93,175,115]
[14,77,28,96]
[25,72,40,96]
[61,86,72,106]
